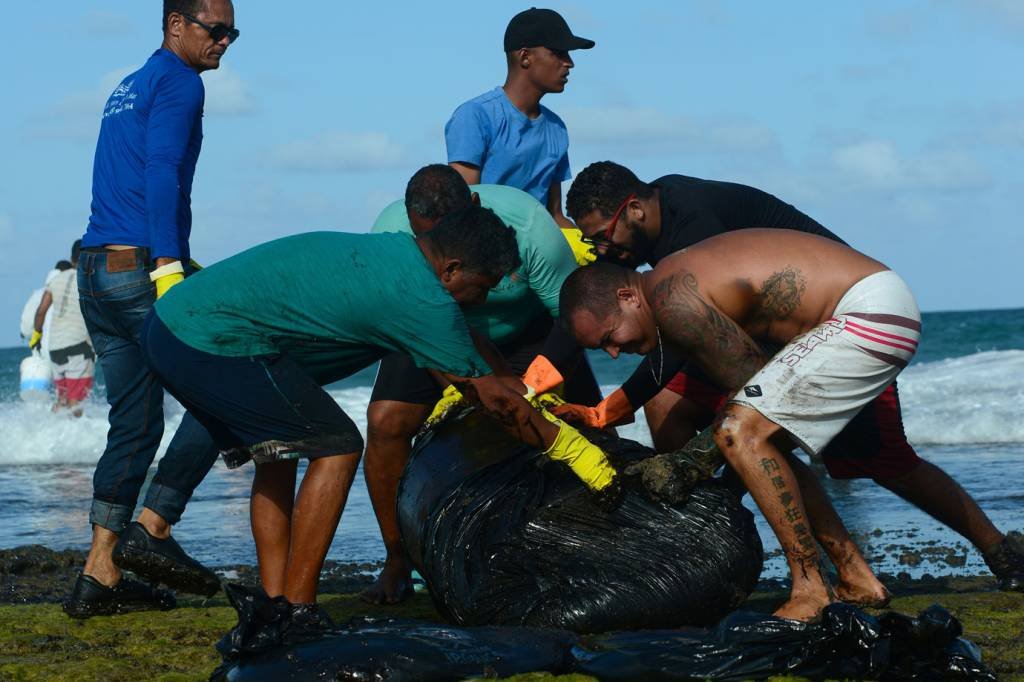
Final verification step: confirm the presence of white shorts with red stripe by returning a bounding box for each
[730,270,920,455]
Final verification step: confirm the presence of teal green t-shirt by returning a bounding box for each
[154,232,490,381]
[371,184,577,345]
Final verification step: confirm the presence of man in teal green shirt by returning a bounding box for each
[363,165,602,604]
[142,206,620,650]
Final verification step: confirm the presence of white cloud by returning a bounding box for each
[82,10,137,38]
[563,106,777,155]
[201,65,257,116]
[832,139,990,191]
[940,0,1024,29]
[986,117,1024,146]
[269,131,407,173]
[833,140,903,184]
[0,215,13,244]
[25,66,136,141]
[27,62,254,140]
[863,9,921,38]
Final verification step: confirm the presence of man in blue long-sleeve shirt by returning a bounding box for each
[67,0,239,618]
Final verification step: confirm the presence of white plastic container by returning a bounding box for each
[19,351,52,402]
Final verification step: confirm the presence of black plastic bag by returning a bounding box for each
[219,604,994,681]
[397,409,763,632]
[219,617,575,682]
[571,603,995,681]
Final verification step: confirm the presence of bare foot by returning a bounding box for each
[835,580,891,608]
[773,593,832,622]
[360,559,414,605]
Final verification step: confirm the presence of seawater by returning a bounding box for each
[1,308,1021,579]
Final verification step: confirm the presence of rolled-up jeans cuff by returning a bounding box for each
[142,482,190,526]
[89,499,134,533]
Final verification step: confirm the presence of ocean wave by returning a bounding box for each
[0,352,1020,466]
[898,350,1024,445]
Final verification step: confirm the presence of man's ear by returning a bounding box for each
[166,12,185,38]
[627,197,645,225]
[518,48,531,68]
[441,258,463,282]
[616,287,641,307]
[470,192,481,207]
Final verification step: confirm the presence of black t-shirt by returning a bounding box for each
[647,174,845,266]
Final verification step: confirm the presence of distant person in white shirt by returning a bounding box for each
[21,265,65,357]
[32,241,95,415]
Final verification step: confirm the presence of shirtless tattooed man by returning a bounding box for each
[560,229,923,620]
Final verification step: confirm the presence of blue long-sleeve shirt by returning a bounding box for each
[83,49,204,261]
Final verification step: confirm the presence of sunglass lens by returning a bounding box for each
[210,25,239,43]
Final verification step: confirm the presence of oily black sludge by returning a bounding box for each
[217,616,576,682]
[571,603,995,681]
[396,408,763,632]
[218,603,994,681]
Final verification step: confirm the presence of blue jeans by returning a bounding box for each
[78,248,219,532]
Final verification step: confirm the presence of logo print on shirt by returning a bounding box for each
[744,385,762,398]
[103,79,137,118]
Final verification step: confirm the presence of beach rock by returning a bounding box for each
[0,545,86,604]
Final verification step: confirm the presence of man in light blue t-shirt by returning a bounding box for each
[445,8,594,230]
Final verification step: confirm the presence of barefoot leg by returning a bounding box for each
[715,406,833,621]
[787,454,890,607]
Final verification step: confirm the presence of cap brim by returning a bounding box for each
[549,35,595,51]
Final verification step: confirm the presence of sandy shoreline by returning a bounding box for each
[2,545,1021,680]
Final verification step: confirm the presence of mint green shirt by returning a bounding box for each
[155,232,490,381]
[371,184,577,345]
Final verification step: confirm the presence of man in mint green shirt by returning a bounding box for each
[142,206,621,650]
[363,165,602,604]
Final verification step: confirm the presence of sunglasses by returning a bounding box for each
[580,193,635,255]
[181,13,240,44]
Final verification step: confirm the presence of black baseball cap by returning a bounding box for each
[504,8,595,52]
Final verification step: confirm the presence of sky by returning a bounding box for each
[2,0,1022,346]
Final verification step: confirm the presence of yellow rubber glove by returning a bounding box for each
[28,330,42,351]
[539,409,618,494]
[528,391,566,411]
[560,227,596,266]
[551,387,635,428]
[423,384,466,430]
[150,261,185,299]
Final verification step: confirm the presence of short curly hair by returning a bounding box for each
[405,165,472,220]
[566,161,654,221]
[429,206,521,279]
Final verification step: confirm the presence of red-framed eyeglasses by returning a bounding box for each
[581,193,635,252]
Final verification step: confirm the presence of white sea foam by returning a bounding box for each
[898,350,1024,445]
[0,386,374,466]
[0,352,1019,465]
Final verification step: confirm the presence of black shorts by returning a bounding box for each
[370,315,603,406]
[143,312,364,468]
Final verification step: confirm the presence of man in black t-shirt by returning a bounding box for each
[566,160,843,448]
[558,161,1024,596]
[567,160,842,268]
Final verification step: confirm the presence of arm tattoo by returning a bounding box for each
[651,272,766,389]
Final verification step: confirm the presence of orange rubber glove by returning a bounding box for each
[521,354,564,397]
[551,387,635,428]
